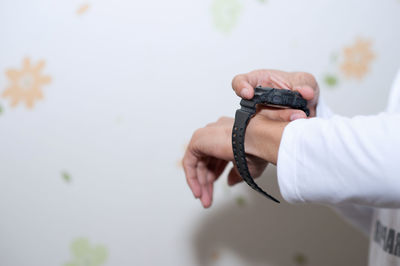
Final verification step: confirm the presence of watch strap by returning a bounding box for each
[232,107,280,203]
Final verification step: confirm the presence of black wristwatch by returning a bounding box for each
[232,86,309,203]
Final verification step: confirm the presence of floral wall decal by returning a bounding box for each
[321,37,376,88]
[211,0,243,34]
[340,38,375,79]
[323,74,339,87]
[61,171,72,183]
[2,58,51,109]
[293,252,308,266]
[65,238,108,266]
[77,4,90,15]
[235,195,246,207]
[210,0,267,34]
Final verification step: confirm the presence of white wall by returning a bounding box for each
[0,0,399,265]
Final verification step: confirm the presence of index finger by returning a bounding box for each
[182,149,202,198]
[231,73,256,99]
[231,71,292,100]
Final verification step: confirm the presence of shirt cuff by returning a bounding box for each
[276,119,308,203]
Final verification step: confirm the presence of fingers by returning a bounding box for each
[293,85,314,101]
[232,71,295,100]
[231,74,255,99]
[183,150,202,198]
[182,118,235,208]
[183,145,229,208]
[199,159,228,208]
[197,160,212,208]
[232,70,297,100]
[269,74,291,90]
[232,71,318,109]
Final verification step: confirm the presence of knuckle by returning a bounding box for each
[296,72,317,85]
[205,122,215,127]
[232,74,245,89]
[232,74,242,84]
[300,71,314,79]
[193,128,202,137]
[217,116,229,122]
[191,128,203,143]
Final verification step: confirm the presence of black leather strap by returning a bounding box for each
[232,87,309,203]
[232,107,280,203]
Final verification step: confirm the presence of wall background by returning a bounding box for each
[0,0,399,265]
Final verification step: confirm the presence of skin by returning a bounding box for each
[183,69,320,208]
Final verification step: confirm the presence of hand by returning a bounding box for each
[232,69,319,119]
[226,70,319,187]
[182,116,287,208]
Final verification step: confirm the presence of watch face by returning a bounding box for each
[252,86,308,114]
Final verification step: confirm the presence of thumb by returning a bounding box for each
[293,85,315,101]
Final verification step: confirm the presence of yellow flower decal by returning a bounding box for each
[2,58,51,109]
[77,3,90,15]
[340,38,375,79]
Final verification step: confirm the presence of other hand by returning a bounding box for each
[232,69,319,119]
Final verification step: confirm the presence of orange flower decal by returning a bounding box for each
[76,3,90,15]
[340,38,375,79]
[2,58,51,108]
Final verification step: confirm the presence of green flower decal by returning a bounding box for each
[323,74,339,88]
[61,171,72,183]
[293,252,308,266]
[0,104,3,115]
[235,196,246,207]
[65,238,108,266]
[211,0,243,34]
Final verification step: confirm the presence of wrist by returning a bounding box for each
[245,117,288,164]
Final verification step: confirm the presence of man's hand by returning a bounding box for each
[182,116,287,208]
[232,69,319,118]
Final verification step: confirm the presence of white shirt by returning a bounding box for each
[277,70,400,265]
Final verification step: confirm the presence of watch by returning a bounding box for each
[232,86,309,203]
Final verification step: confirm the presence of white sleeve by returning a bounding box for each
[287,97,375,235]
[317,97,374,236]
[277,112,400,208]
